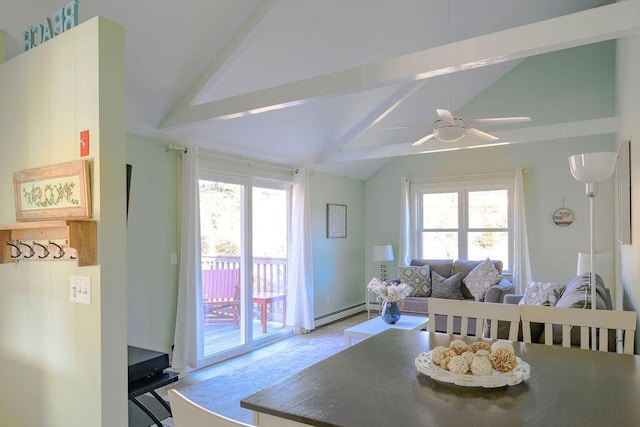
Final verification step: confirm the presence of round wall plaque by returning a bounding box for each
[553,208,574,227]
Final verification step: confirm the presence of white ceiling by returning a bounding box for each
[1,0,634,179]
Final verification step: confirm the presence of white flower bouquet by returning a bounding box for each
[367,277,411,303]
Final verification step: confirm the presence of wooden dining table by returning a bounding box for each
[240,329,640,427]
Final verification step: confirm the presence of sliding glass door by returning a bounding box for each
[199,173,291,364]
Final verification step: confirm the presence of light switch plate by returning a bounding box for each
[70,276,91,305]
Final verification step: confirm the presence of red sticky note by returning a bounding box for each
[80,130,90,157]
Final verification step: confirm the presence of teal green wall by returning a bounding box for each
[310,172,366,317]
[365,41,617,289]
[126,134,179,354]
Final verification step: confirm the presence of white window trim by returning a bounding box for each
[410,173,514,273]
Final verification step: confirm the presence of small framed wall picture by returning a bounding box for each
[552,207,574,227]
[327,203,347,238]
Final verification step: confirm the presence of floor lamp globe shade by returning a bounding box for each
[568,152,617,184]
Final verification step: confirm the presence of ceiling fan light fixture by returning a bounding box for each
[433,123,466,143]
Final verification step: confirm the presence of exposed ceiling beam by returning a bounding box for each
[315,81,426,163]
[160,2,640,130]
[172,0,278,110]
[320,117,621,162]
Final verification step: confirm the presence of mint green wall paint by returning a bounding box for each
[460,41,615,124]
[310,172,365,317]
[365,41,617,289]
[126,134,179,355]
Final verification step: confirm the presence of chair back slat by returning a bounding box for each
[202,269,240,300]
[519,305,637,354]
[427,298,520,341]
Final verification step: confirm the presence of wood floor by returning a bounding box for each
[179,311,368,386]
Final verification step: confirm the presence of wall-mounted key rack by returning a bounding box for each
[0,220,96,266]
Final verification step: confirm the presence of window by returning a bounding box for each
[413,177,512,272]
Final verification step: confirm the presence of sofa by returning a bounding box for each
[391,259,513,334]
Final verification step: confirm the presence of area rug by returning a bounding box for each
[178,334,345,424]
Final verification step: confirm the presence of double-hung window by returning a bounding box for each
[412,176,513,272]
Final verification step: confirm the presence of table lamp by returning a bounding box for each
[372,245,394,282]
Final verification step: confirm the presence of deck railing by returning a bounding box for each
[202,255,287,295]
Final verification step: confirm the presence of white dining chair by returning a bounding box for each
[168,389,255,427]
[519,305,637,354]
[427,298,521,341]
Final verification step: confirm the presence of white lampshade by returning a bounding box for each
[372,245,394,262]
[568,152,617,183]
[576,251,614,277]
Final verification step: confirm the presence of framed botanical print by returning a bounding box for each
[327,203,347,238]
[13,160,91,221]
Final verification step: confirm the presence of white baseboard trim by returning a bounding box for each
[314,304,365,328]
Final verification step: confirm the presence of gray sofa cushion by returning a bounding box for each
[550,274,615,351]
[410,259,452,278]
[430,271,465,300]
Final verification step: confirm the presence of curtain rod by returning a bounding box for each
[166,144,188,153]
[199,150,296,174]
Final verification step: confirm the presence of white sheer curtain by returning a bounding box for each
[172,146,203,373]
[513,168,532,294]
[399,176,411,267]
[286,168,315,332]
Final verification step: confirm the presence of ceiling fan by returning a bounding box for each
[409,109,531,146]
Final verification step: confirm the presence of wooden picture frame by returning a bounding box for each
[618,140,631,245]
[327,203,347,238]
[13,160,91,222]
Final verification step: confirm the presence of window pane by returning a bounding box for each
[468,190,508,228]
[421,232,458,259]
[423,193,458,228]
[468,232,508,270]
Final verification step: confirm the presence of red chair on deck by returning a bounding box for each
[202,269,240,328]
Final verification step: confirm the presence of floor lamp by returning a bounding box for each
[569,152,617,350]
[372,245,394,282]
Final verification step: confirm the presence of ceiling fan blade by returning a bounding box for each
[466,117,531,126]
[436,109,455,125]
[466,127,499,141]
[412,133,435,146]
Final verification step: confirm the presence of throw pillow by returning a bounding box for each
[463,258,502,301]
[520,281,565,307]
[398,265,431,297]
[430,271,465,300]
[555,273,609,310]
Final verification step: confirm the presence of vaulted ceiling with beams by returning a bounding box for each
[2,0,635,179]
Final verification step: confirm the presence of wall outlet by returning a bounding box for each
[170,252,178,265]
[70,276,91,305]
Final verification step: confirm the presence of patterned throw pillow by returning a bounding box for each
[463,259,502,301]
[398,265,431,296]
[520,281,565,307]
[430,271,465,300]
